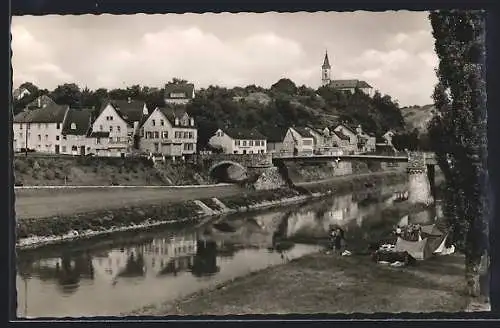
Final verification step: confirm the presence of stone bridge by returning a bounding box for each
[197,152,439,205]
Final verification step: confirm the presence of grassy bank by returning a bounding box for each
[136,252,467,315]
[16,170,407,249]
[13,155,212,186]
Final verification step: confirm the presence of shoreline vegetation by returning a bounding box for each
[16,171,411,251]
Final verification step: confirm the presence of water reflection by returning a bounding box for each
[17,184,416,318]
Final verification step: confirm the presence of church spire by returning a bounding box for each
[321,50,331,86]
[322,50,331,69]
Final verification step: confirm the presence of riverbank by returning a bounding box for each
[16,171,408,250]
[133,251,468,315]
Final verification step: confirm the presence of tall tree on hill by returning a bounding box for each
[50,83,82,107]
[271,78,297,95]
[428,10,489,298]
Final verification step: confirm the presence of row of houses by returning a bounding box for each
[13,95,198,157]
[208,123,395,156]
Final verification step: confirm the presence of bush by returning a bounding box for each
[44,170,56,180]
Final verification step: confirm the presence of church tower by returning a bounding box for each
[321,50,331,87]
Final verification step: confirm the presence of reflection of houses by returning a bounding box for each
[21,253,94,294]
[190,240,220,277]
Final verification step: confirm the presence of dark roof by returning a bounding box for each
[13,103,68,123]
[89,131,110,138]
[329,79,372,89]
[164,83,195,99]
[322,51,331,69]
[291,127,314,139]
[223,128,266,140]
[101,99,147,125]
[61,109,92,136]
[259,126,288,142]
[157,107,195,127]
[334,123,356,135]
[333,131,350,141]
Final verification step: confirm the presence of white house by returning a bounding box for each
[354,124,377,153]
[139,106,197,157]
[208,128,267,154]
[13,102,68,153]
[59,108,94,156]
[333,124,358,154]
[92,98,148,156]
[164,82,195,105]
[329,79,373,96]
[282,127,315,156]
[382,130,395,146]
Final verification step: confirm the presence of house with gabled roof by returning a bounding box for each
[12,87,31,100]
[59,108,95,156]
[164,82,195,105]
[332,124,358,154]
[282,127,315,156]
[91,98,148,156]
[139,105,197,157]
[209,128,267,154]
[13,102,68,153]
[25,95,57,110]
[303,126,343,155]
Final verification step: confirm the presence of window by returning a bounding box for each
[71,146,77,151]
[146,131,152,139]
[20,124,23,130]
[99,125,103,131]
[234,140,239,146]
[63,135,67,140]
[141,129,144,137]
[154,131,159,139]
[162,131,168,139]
[183,132,189,139]
[109,126,113,132]
[175,131,181,138]
[152,119,156,126]
[303,139,312,146]
[117,126,121,132]
[249,140,253,146]
[62,146,66,152]
[56,135,60,141]
[37,134,41,141]
[27,124,31,130]
[71,123,77,130]
[175,118,179,125]
[242,141,247,146]
[56,123,60,129]
[188,132,193,139]
[160,120,164,126]
[183,143,194,151]
[96,138,101,144]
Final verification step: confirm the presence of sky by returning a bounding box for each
[11,11,438,106]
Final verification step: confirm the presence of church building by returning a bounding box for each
[321,51,373,96]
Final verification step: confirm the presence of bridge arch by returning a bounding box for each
[209,161,248,183]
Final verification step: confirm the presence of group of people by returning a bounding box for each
[394,224,422,241]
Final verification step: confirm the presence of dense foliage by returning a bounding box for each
[13,78,405,149]
[428,10,489,295]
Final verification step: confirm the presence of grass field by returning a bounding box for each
[135,252,469,316]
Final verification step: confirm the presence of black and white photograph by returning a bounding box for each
[11,7,491,318]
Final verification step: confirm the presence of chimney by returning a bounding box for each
[143,103,148,115]
[127,97,132,104]
[37,97,41,108]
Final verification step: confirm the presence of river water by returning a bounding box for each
[16,183,442,318]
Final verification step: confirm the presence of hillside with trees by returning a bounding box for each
[12,78,405,149]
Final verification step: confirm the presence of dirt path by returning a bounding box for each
[132,252,469,315]
[14,185,246,219]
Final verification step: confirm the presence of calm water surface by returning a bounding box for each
[16,183,441,318]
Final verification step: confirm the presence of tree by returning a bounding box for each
[271,78,297,95]
[428,10,489,298]
[50,83,82,107]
